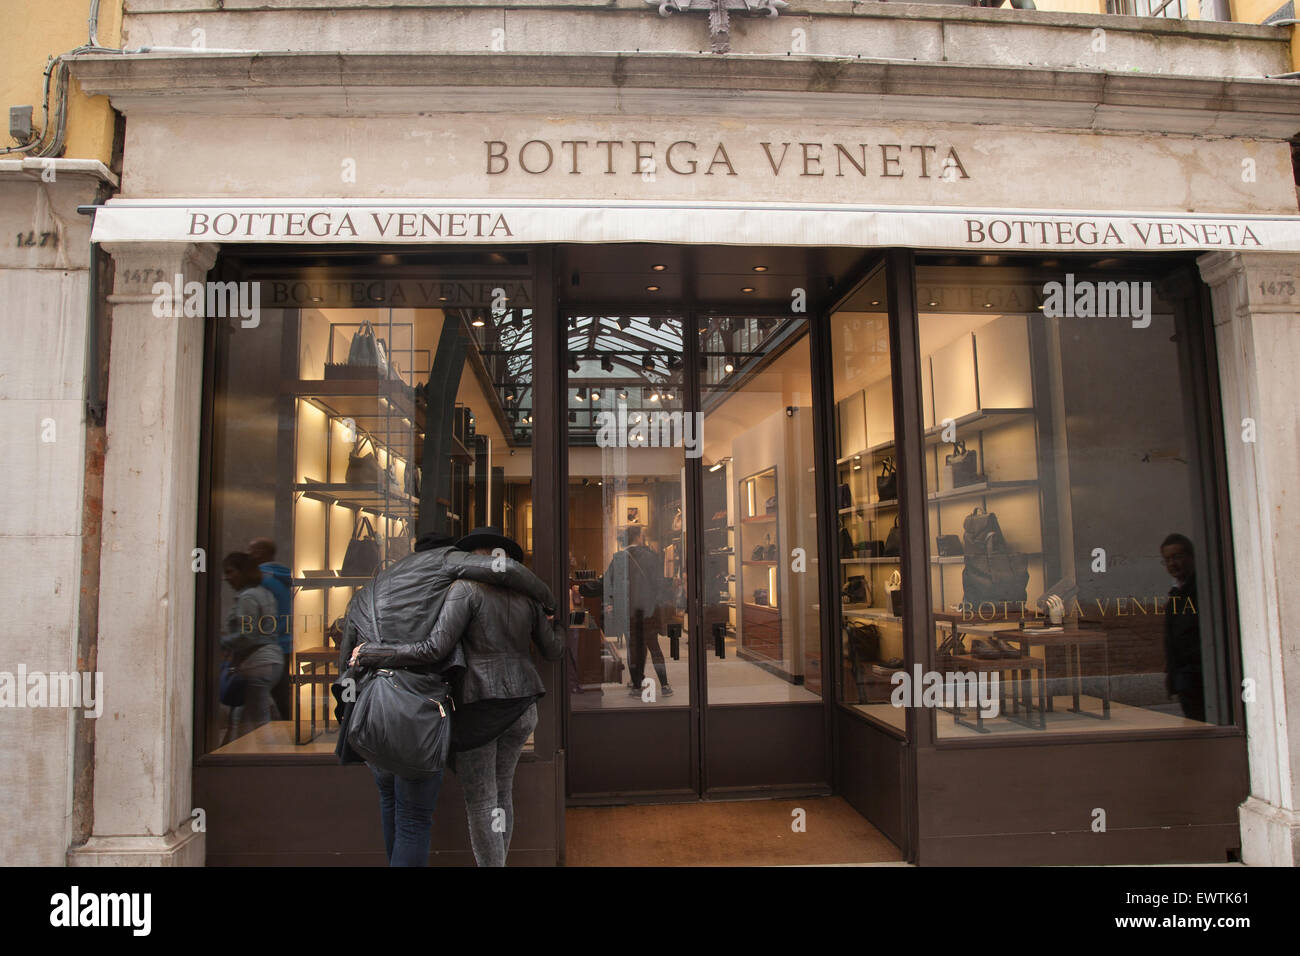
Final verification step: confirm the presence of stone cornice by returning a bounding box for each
[70,51,1300,139]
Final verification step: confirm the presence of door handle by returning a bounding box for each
[712,622,726,659]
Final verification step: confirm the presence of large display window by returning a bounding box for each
[199,256,536,756]
[912,259,1234,738]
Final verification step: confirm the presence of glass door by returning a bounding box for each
[564,313,695,798]
[696,314,830,792]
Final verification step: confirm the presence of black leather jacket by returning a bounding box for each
[355,578,566,703]
[337,546,556,674]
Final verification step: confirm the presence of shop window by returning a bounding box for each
[915,260,1230,738]
[201,271,536,756]
[829,267,906,732]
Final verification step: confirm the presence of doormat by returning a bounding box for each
[565,796,903,867]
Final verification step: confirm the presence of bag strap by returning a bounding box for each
[952,439,966,455]
[354,514,376,541]
[880,457,896,477]
[352,430,374,456]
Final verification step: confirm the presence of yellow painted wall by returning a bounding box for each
[1,0,121,162]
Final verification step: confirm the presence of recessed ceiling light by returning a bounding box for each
[752,265,768,272]
[646,285,660,292]
[740,287,755,294]
[869,300,880,306]
[651,264,667,272]
[439,296,449,302]
[983,303,994,308]
[928,301,939,307]
[471,316,485,327]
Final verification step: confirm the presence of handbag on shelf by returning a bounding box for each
[887,569,904,617]
[962,536,1030,609]
[341,515,382,578]
[936,534,964,557]
[346,320,389,375]
[387,519,412,564]
[946,440,980,488]
[345,432,380,487]
[404,460,421,499]
[764,541,778,561]
[837,483,853,510]
[751,544,766,561]
[858,540,884,558]
[841,575,871,606]
[883,517,901,557]
[838,518,855,557]
[753,589,770,607]
[348,667,453,779]
[876,457,898,502]
[764,495,778,515]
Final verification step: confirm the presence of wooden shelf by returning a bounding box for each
[922,407,1033,444]
[841,556,899,565]
[743,560,778,567]
[741,514,776,524]
[928,479,1038,503]
[292,576,373,590]
[838,498,898,515]
[295,482,418,519]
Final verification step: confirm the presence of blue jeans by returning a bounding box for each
[370,766,443,867]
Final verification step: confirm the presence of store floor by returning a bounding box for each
[565,796,903,866]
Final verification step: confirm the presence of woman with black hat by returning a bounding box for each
[351,527,564,866]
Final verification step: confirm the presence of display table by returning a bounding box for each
[996,628,1111,720]
[939,652,1046,733]
[292,646,339,744]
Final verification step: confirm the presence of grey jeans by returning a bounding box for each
[235,643,284,737]
[454,701,538,867]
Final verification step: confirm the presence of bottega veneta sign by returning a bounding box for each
[484,138,971,180]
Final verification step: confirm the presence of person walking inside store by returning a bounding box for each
[604,525,673,698]
[340,528,558,867]
[1161,532,1204,722]
[248,537,294,723]
[350,528,565,867]
[221,551,283,738]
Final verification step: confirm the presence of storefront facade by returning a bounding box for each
[54,2,1300,866]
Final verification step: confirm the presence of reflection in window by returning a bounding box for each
[916,262,1227,737]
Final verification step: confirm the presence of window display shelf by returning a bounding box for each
[838,499,898,515]
[290,379,425,432]
[743,559,778,567]
[835,439,895,466]
[292,576,373,590]
[922,407,1033,444]
[927,479,1038,503]
[741,514,776,524]
[841,556,899,565]
[295,482,418,520]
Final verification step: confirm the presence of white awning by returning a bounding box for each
[89,198,1300,252]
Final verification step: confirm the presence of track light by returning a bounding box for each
[724,356,735,374]
[618,316,632,330]
[568,355,580,373]
[601,355,614,373]
[575,387,586,401]
[642,353,655,373]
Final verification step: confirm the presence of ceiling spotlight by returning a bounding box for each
[724,357,735,373]
[505,390,515,402]
[667,355,682,370]
[752,265,768,272]
[662,391,673,401]
[618,388,628,400]
[471,314,485,327]
[618,316,632,330]
[646,285,660,293]
[575,387,586,401]
[649,317,663,330]
[568,355,580,373]
[928,300,939,307]
[740,287,755,294]
[651,264,667,272]
[590,391,600,401]
[870,299,880,306]
[983,302,994,309]
[601,354,614,373]
[642,353,655,373]
[649,392,660,402]
[438,295,449,302]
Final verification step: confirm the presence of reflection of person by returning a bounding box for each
[248,537,293,720]
[221,552,283,737]
[604,526,673,698]
[340,529,556,868]
[1161,533,1204,722]
[352,528,565,867]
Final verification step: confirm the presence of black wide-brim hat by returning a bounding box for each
[455,527,524,563]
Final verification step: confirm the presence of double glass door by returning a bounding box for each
[564,311,828,799]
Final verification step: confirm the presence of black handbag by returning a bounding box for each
[844,619,882,701]
[838,519,855,556]
[346,320,389,373]
[962,506,1007,554]
[837,483,852,510]
[876,457,898,501]
[347,667,453,779]
[341,515,381,578]
[962,537,1030,609]
[345,432,380,486]
[841,575,869,605]
[946,440,980,488]
[751,544,766,561]
[936,534,963,557]
[765,542,778,561]
[858,540,884,558]
[883,517,901,557]
[753,589,770,606]
[405,461,422,499]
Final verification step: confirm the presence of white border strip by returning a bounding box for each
[89,198,1300,252]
